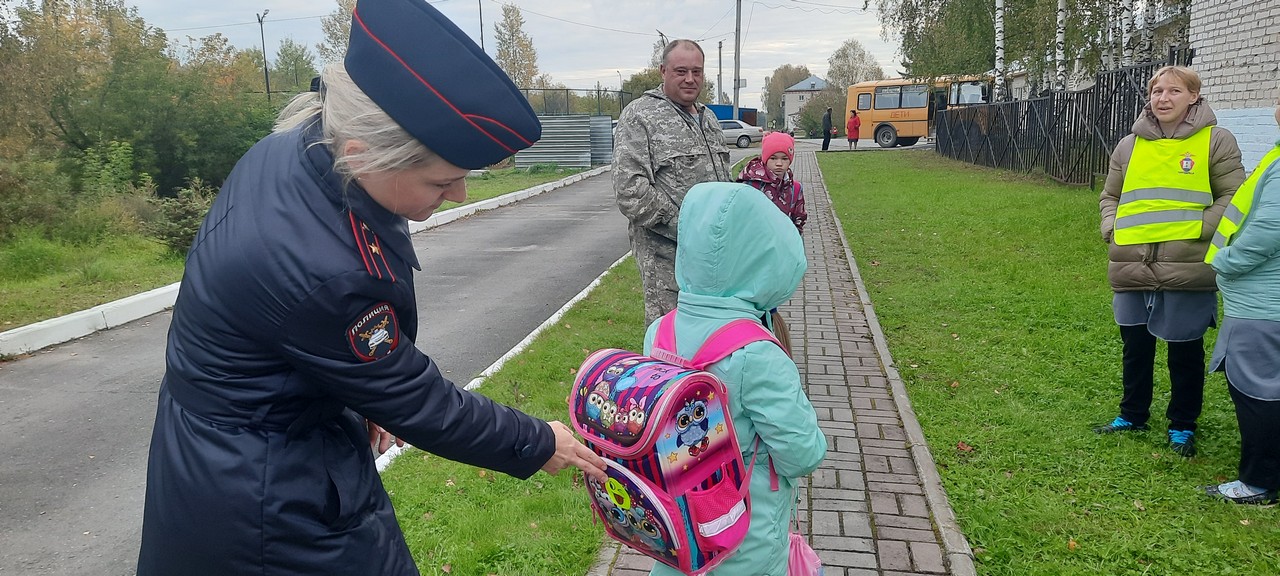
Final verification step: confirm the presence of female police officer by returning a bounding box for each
[135,1,606,574]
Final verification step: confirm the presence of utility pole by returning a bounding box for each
[477,0,484,51]
[256,10,271,104]
[718,40,724,105]
[733,0,741,121]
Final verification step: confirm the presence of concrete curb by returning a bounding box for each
[816,162,978,576]
[0,165,612,358]
[374,251,631,473]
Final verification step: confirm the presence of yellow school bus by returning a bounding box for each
[845,77,991,147]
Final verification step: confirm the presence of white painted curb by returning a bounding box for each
[0,165,612,357]
[375,252,631,473]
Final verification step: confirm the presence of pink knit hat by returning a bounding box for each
[761,132,795,162]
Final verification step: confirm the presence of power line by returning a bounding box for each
[695,4,736,41]
[160,0,451,34]
[755,0,866,14]
[790,0,867,10]
[490,0,655,37]
[164,14,326,33]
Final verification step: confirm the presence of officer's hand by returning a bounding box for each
[366,420,404,455]
[541,421,607,483]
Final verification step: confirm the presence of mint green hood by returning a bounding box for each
[675,182,806,314]
[647,181,825,575]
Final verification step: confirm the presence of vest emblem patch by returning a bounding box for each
[348,302,399,362]
[1180,153,1195,174]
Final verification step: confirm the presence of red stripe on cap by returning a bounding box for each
[352,9,533,154]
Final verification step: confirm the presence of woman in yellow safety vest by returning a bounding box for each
[1202,97,1280,505]
[1095,66,1245,458]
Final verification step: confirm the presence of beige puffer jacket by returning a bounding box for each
[1099,99,1246,292]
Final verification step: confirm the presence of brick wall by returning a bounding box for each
[1216,107,1277,170]
[1189,0,1279,169]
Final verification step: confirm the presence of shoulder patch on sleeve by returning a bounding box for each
[347,302,399,362]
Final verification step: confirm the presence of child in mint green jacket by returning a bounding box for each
[644,182,827,575]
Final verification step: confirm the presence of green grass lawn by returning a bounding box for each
[382,261,647,576]
[0,233,185,331]
[818,150,1280,575]
[445,165,587,210]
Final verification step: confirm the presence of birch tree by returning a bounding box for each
[494,3,544,88]
[994,0,1006,100]
[315,0,355,64]
[1055,0,1066,89]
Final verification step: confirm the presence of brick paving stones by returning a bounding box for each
[587,151,975,576]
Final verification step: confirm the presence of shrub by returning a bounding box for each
[0,157,73,241]
[148,177,216,255]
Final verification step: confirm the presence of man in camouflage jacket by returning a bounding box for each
[613,39,732,324]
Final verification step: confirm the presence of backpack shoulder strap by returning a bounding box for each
[689,318,780,370]
[649,312,683,365]
[651,312,780,370]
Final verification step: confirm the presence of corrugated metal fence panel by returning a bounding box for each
[515,115,592,168]
[589,115,614,165]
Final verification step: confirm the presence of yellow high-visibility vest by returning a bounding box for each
[1205,144,1280,263]
[1115,127,1214,245]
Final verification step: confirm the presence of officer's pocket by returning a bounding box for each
[320,423,375,529]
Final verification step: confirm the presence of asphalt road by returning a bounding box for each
[0,147,757,576]
[0,173,633,576]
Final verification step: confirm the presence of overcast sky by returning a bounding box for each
[126,0,897,111]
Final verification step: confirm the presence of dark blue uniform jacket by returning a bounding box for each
[136,122,555,575]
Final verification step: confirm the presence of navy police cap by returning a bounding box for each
[346,0,541,169]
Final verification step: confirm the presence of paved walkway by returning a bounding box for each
[586,150,976,576]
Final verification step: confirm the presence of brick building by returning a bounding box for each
[1189,0,1279,168]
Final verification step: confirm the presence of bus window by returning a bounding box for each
[951,81,989,105]
[857,93,871,110]
[875,86,901,109]
[902,84,928,108]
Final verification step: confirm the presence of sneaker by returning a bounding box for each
[1203,480,1279,506]
[1168,429,1196,457]
[1093,416,1148,434]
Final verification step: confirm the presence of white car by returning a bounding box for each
[719,119,763,148]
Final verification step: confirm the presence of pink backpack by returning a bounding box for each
[569,312,780,575]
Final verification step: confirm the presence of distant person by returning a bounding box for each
[135,1,607,574]
[846,109,861,150]
[613,39,732,324]
[738,131,806,233]
[644,182,826,576]
[820,106,834,151]
[1094,66,1245,458]
[1203,96,1280,505]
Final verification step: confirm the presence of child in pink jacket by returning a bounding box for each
[737,131,806,233]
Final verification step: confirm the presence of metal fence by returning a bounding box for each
[937,47,1196,187]
[519,88,636,118]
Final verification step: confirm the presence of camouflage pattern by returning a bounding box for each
[613,87,732,324]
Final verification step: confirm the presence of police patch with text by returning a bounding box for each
[348,302,399,362]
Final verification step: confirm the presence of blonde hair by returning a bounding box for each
[274,63,438,183]
[1147,66,1202,95]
